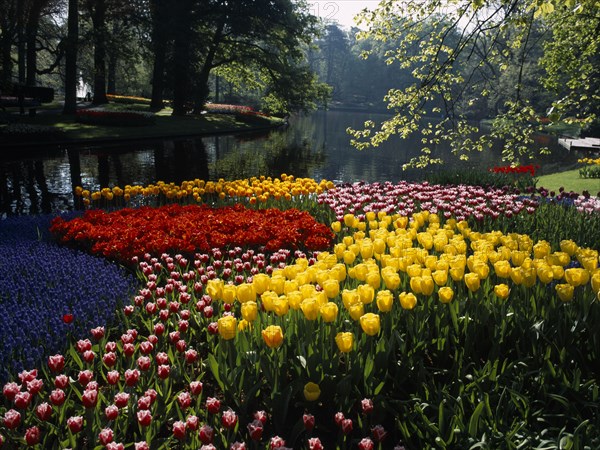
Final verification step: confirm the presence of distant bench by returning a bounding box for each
[0,85,55,116]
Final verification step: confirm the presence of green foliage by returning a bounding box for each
[347,0,600,168]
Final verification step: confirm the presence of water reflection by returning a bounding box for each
[0,110,578,217]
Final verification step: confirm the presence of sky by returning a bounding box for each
[306,1,381,29]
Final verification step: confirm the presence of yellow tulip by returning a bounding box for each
[304,382,321,401]
[536,266,554,284]
[510,267,523,285]
[432,269,448,286]
[241,301,258,322]
[564,268,589,287]
[357,284,375,304]
[348,302,365,321]
[359,313,381,336]
[438,286,454,304]
[464,273,481,292]
[286,291,303,309]
[319,302,339,322]
[382,269,401,290]
[335,332,354,353]
[419,276,435,296]
[376,290,394,312]
[272,296,289,317]
[236,283,256,303]
[252,273,271,294]
[449,266,464,282]
[331,221,342,233]
[555,283,574,302]
[262,325,284,348]
[261,291,277,312]
[406,264,422,278]
[551,265,564,280]
[331,264,347,282]
[521,268,537,288]
[493,283,510,300]
[417,232,433,250]
[399,292,417,310]
[206,279,224,300]
[352,263,369,281]
[217,316,237,340]
[343,250,356,265]
[533,241,551,259]
[471,262,490,279]
[342,289,360,309]
[300,298,319,320]
[366,271,381,289]
[591,272,600,293]
[560,239,579,256]
[322,279,340,299]
[360,240,374,259]
[269,276,285,295]
[238,319,250,331]
[580,256,598,272]
[373,238,386,254]
[511,250,528,267]
[343,213,356,228]
[222,284,237,304]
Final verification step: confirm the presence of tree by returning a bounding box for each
[348,0,600,168]
[63,0,78,114]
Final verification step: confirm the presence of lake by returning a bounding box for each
[0,110,577,216]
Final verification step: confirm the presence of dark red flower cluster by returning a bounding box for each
[489,164,539,176]
[50,204,333,265]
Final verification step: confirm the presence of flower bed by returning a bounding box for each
[1,177,600,449]
[0,214,137,383]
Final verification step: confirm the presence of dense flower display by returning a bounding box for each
[204,103,255,115]
[74,175,334,208]
[0,214,137,383]
[317,180,539,222]
[50,203,334,264]
[1,176,600,449]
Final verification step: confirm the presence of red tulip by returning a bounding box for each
[221,409,238,429]
[3,409,21,429]
[137,410,152,427]
[114,392,130,408]
[76,339,92,353]
[144,389,158,403]
[361,398,374,415]
[172,420,186,440]
[186,415,199,431]
[78,369,94,386]
[94,398,113,418]
[247,420,263,441]
[254,410,268,424]
[49,388,65,406]
[26,378,43,395]
[198,424,214,444]
[67,415,83,433]
[137,356,151,371]
[36,402,53,421]
[18,369,37,384]
[156,352,169,365]
[103,352,117,367]
[90,326,105,340]
[371,424,388,442]
[157,364,170,379]
[54,374,69,389]
[82,388,98,408]
[269,436,286,449]
[137,396,152,410]
[122,343,135,357]
[106,443,125,450]
[190,380,203,396]
[48,354,65,373]
[341,418,353,435]
[107,370,120,385]
[63,313,74,324]
[14,391,32,409]
[206,397,220,414]
[308,437,324,450]
[177,391,192,410]
[303,413,315,431]
[124,369,140,386]
[98,427,114,446]
[25,426,41,446]
[2,382,19,401]
[135,442,150,450]
[358,437,374,450]
[185,349,198,364]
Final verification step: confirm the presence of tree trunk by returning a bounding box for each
[62,0,78,115]
[25,1,45,86]
[107,53,116,94]
[150,0,169,110]
[91,0,108,105]
[192,20,225,114]
[171,2,193,116]
[17,0,25,84]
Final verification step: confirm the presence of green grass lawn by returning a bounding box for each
[537,168,600,195]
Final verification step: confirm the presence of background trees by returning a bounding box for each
[345,0,600,166]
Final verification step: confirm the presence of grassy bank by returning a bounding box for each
[0,103,285,147]
[538,169,600,195]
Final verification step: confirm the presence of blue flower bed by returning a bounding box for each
[0,214,138,383]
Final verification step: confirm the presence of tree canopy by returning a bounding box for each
[347,0,600,167]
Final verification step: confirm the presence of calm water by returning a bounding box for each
[0,110,577,216]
